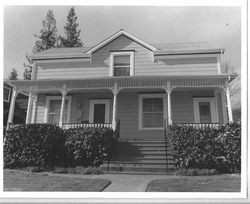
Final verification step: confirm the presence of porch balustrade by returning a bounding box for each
[62,123,112,130]
[175,123,221,129]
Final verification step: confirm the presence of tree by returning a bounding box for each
[23,10,58,79]
[221,61,240,97]
[9,68,18,80]
[23,54,33,80]
[33,9,58,53]
[59,7,83,47]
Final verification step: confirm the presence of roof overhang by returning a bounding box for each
[86,29,158,54]
[31,53,91,61]
[7,74,237,86]
[154,48,225,59]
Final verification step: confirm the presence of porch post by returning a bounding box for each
[59,85,68,128]
[111,82,120,130]
[225,81,233,122]
[220,89,227,123]
[31,95,37,124]
[7,88,19,130]
[25,93,32,124]
[163,81,173,125]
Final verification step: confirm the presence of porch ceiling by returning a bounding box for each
[6,74,235,94]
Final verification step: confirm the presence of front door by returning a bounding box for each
[93,104,106,123]
[89,99,110,123]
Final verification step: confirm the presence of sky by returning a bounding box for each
[4,6,241,79]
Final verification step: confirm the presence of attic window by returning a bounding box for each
[110,51,134,76]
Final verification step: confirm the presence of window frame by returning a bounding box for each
[4,86,11,103]
[45,96,72,124]
[138,94,167,130]
[193,97,219,123]
[110,51,135,77]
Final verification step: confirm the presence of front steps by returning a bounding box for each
[103,140,176,174]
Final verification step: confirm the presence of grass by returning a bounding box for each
[4,169,111,191]
[146,175,241,192]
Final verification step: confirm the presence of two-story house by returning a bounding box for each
[7,30,236,172]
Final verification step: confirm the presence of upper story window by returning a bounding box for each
[110,51,134,77]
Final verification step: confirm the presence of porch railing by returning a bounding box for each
[174,123,221,129]
[62,123,112,130]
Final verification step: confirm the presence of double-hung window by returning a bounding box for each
[139,94,166,130]
[110,51,134,76]
[45,96,72,124]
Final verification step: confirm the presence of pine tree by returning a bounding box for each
[33,9,58,53]
[9,68,18,80]
[59,7,83,47]
[23,54,33,80]
[23,10,58,79]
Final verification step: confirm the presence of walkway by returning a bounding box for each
[44,172,175,192]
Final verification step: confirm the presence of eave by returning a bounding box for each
[154,48,225,59]
[7,74,237,86]
[86,29,158,54]
[31,53,91,61]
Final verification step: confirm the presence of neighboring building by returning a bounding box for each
[6,30,236,171]
[4,82,28,129]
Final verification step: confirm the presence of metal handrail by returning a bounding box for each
[163,117,169,172]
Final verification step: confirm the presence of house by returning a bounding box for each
[4,82,28,132]
[6,30,236,171]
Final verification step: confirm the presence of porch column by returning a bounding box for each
[111,82,120,130]
[220,89,227,123]
[225,81,233,122]
[7,88,19,130]
[59,85,68,128]
[25,93,32,124]
[31,95,37,124]
[163,81,173,125]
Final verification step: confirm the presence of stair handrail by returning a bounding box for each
[164,117,169,172]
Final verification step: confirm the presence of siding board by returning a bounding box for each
[35,35,219,79]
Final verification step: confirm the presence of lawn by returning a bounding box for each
[146,175,241,192]
[4,169,111,191]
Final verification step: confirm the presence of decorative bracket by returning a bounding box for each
[58,84,70,96]
[110,82,122,96]
[162,81,175,94]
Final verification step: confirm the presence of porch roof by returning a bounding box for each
[7,74,236,94]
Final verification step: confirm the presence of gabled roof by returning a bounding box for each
[31,30,225,60]
[86,29,158,53]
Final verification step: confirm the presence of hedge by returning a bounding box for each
[4,124,65,168]
[4,124,115,169]
[168,123,241,173]
[64,127,115,167]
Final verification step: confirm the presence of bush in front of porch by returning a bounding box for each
[168,123,241,174]
[64,127,114,167]
[4,124,115,170]
[4,124,65,169]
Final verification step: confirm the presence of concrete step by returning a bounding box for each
[103,162,175,171]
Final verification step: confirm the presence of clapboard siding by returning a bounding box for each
[117,91,165,140]
[35,35,219,79]
[171,90,214,123]
[34,92,113,124]
[34,88,224,139]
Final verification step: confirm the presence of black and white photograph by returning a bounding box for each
[1,0,248,203]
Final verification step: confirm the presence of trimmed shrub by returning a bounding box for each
[175,168,219,176]
[64,127,115,167]
[168,123,241,174]
[4,124,65,168]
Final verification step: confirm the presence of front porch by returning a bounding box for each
[7,75,234,141]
